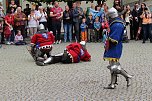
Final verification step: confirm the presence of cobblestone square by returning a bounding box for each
[0,41,152,101]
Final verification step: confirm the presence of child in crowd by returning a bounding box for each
[0,18,3,48]
[94,17,101,42]
[14,30,26,45]
[86,13,95,42]
[80,18,88,42]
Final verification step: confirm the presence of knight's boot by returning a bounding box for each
[37,57,45,62]
[104,73,117,89]
[36,57,53,66]
[120,68,132,87]
[36,61,45,66]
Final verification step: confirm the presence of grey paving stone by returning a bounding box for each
[0,41,152,100]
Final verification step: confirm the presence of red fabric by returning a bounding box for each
[31,31,55,47]
[80,49,91,61]
[50,7,63,21]
[5,15,14,26]
[105,39,110,51]
[66,43,91,63]
[4,26,11,38]
[101,21,109,29]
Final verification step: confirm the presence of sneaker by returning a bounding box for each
[10,42,14,45]
[56,40,59,44]
[6,42,11,45]
[0,44,2,48]
[58,40,62,44]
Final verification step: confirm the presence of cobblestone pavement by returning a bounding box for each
[0,41,152,101]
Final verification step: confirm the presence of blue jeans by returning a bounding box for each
[10,30,15,42]
[63,23,72,42]
[142,24,152,42]
[149,24,152,42]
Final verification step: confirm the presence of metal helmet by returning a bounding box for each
[108,7,118,18]
[80,41,86,49]
[38,24,45,30]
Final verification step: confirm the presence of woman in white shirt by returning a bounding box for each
[37,6,48,30]
[124,5,132,40]
[28,9,38,37]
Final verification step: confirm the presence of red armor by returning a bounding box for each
[31,31,55,49]
[66,43,91,63]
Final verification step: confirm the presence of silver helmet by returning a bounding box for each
[80,41,86,49]
[38,24,45,30]
[108,7,118,18]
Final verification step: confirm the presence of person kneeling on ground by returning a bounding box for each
[30,24,55,61]
[36,41,91,66]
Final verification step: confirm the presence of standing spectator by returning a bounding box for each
[47,2,53,9]
[47,2,53,31]
[86,13,94,42]
[80,18,87,42]
[24,4,31,17]
[0,18,3,47]
[28,9,38,38]
[24,4,31,37]
[140,7,152,43]
[71,2,76,41]
[50,1,63,44]
[31,3,39,16]
[8,0,17,12]
[14,30,26,45]
[94,17,101,42]
[37,6,48,30]
[149,12,152,43]
[63,5,72,42]
[132,3,140,40]
[137,3,147,40]
[0,2,5,18]
[72,1,84,42]
[124,5,132,40]
[63,6,72,42]
[0,2,4,44]
[10,7,15,15]
[5,10,15,44]
[14,6,27,39]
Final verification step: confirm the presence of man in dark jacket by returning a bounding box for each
[72,1,84,42]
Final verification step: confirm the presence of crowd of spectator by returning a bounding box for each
[0,0,152,48]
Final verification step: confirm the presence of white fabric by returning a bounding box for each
[37,12,47,22]
[28,14,38,28]
[126,25,130,39]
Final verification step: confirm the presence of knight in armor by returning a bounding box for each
[103,7,132,89]
[30,24,55,61]
[36,41,91,66]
